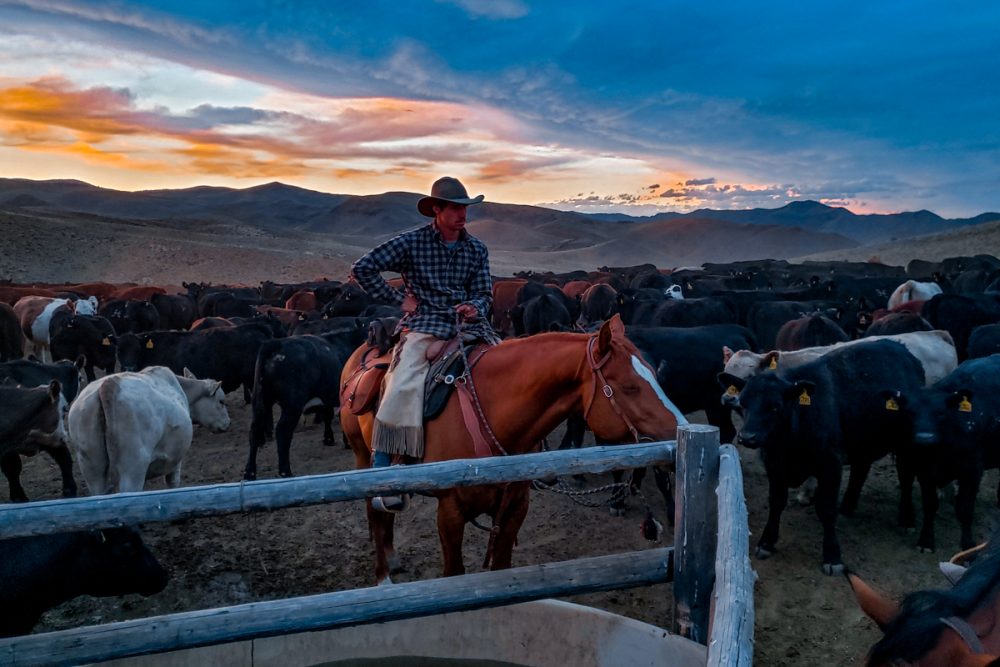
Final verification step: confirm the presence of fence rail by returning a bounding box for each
[0,425,754,666]
[0,441,675,538]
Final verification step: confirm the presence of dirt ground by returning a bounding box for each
[15,392,1000,666]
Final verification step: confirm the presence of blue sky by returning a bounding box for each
[0,0,997,216]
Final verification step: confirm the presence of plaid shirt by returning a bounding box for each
[351,223,495,340]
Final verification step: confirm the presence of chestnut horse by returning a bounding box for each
[848,540,1000,666]
[340,314,682,583]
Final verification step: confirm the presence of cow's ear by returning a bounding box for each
[761,351,779,371]
[787,380,816,404]
[183,367,196,379]
[878,389,906,412]
[48,380,61,403]
[717,372,746,393]
[947,390,974,413]
[210,380,223,395]
[722,346,734,364]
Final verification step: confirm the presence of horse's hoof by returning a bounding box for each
[279,470,294,478]
[62,489,78,498]
[822,563,845,576]
[243,472,256,481]
[609,507,625,518]
[377,576,393,586]
[755,545,774,560]
[388,554,405,575]
[323,438,335,447]
[917,544,935,554]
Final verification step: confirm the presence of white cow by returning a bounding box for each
[888,280,943,310]
[68,366,230,495]
[722,330,958,395]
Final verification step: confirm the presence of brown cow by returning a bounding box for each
[491,278,528,338]
[14,296,97,362]
[0,287,60,306]
[285,289,318,313]
[561,280,592,300]
[254,306,306,331]
[113,285,168,301]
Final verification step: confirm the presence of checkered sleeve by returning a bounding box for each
[350,234,408,306]
[465,242,493,319]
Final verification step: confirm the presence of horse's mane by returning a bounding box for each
[867,533,1000,665]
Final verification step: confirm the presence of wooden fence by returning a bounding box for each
[0,424,754,667]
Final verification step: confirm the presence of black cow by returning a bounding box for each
[99,298,161,334]
[149,293,197,330]
[0,527,168,637]
[747,300,836,350]
[246,327,366,480]
[198,291,256,318]
[894,355,1000,552]
[322,282,376,318]
[651,297,738,328]
[0,302,23,361]
[117,323,274,402]
[720,340,924,573]
[922,293,1000,360]
[968,324,1000,359]
[511,293,572,336]
[49,314,117,381]
[0,381,75,502]
[0,357,84,403]
[775,314,848,351]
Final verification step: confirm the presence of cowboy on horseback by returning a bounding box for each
[351,176,498,512]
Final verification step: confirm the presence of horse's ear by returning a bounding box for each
[846,571,898,630]
[596,314,624,355]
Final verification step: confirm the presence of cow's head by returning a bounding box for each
[727,373,812,449]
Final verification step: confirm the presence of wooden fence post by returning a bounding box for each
[672,423,720,644]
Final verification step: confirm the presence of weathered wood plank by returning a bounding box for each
[672,424,720,644]
[0,548,674,667]
[708,445,756,667]
[0,441,675,538]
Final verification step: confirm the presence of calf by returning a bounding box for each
[720,340,924,573]
[0,381,74,501]
[0,527,168,637]
[894,355,1000,552]
[246,327,365,480]
[13,296,96,362]
[49,314,117,381]
[69,367,229,494]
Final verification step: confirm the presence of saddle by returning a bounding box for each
[339,320,487,419]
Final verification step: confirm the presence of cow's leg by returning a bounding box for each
[839,460,873,517]
[84,363,97,382]
[274,406,303,478]
[320,405,336,446]
[955,472,982,551]
[437,492,467,576]
[757,477,789,559]
[815,463,844,574]
[610,467,643,516]
[165,463,182,489]
[558,413,586,450]
[915,471,940,552]
[705,404,737,444]
[895,455,917,529]
[651,465,675,526]
[1,453,28,502]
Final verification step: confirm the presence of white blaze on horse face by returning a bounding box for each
[630,355,688,425]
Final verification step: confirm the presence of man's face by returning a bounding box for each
[434,202,468,240]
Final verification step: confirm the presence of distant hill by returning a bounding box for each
[584,200,999,244]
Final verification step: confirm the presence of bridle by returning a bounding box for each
[582,334,646,444]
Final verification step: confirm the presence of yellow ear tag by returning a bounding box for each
[726,385,738,397]
[798,389,811,406]
[959,398,972,413]
[101,337,111,346]
[769,358,778,370]
[885,398,899,411]
[145,339,154,349]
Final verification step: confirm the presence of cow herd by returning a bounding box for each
[2,254,1000,638]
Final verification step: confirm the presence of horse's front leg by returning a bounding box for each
[366,499,398,584]
[437,491,467,576]
[489,482,531,570]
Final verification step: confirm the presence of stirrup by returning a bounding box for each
[371,494,410,513]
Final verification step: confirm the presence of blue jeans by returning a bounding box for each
[373,451,392,468]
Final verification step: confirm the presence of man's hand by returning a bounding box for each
[455,303,479,321]
[402,294,418,313]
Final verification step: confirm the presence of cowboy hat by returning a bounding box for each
[417,176,484,217]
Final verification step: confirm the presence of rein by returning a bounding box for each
[582,335,642,444]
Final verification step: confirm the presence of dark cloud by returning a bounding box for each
[684,177,716,186]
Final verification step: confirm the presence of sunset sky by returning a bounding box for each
[1,1,997,217]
